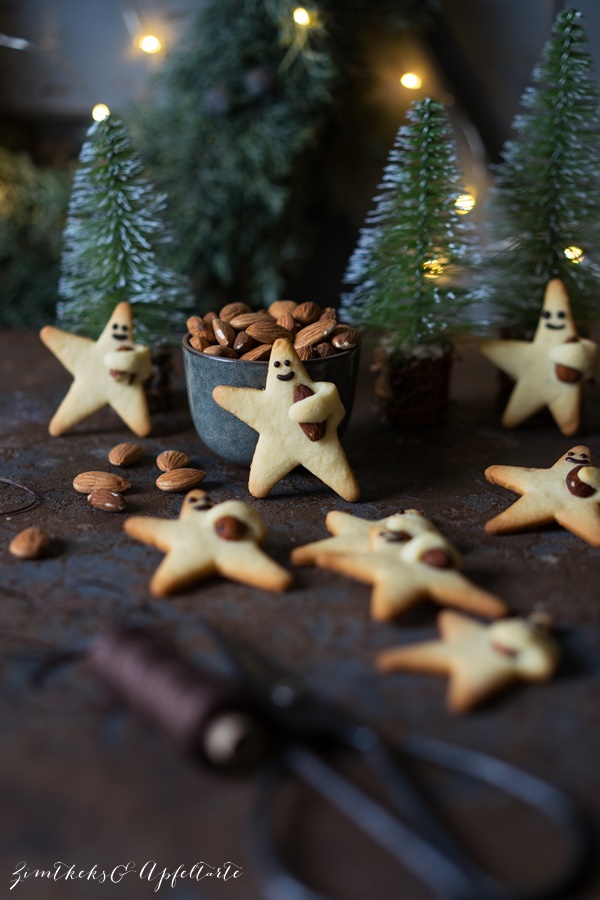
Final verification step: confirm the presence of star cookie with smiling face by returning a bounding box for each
[213,338,360,501]
[293,509,507,621]
[485,445,600,546]
[480,279,597,435]
[40,302,153,437]
[124,490,292,596]
[377,611,560,713]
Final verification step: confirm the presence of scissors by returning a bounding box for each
[32,624,590,900]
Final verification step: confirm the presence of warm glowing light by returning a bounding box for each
[400,72,422,90]
[564,245,584,263]
[92,103,110,121]
[454,192,476,214]
[138,34,162,54]
[293,7,311,25]
[422,258,445,278]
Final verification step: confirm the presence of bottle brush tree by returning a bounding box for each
[57,115,193,346]
[485,7,600,336]
[341,97,479,424]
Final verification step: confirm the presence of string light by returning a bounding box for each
[454,193,476,214]
[400,73,422,90]
[92,103,110,121]
[422,258,445,278]
[293,7,311,26]
[564,246,584,263]
[138,34,162,54]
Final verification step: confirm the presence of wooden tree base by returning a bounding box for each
[372,346,453,425]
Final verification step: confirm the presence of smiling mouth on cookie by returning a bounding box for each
[277,371,295,381]
[545,324,566,330]
[566,454,590,466]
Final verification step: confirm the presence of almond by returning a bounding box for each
[246,321,293,345]
[293,384,326,442]
[240,343,272,361]
[87,490,126,512]
[156,449,191,472]
[212,317,236,347]
[204,311,218,325]
[296,344,316,361]
[190,333,213,353]
[268,299,297,318]
[555,364,581,384]
[203,345,238,358]
[219,301,251,322]
[331,325,361,350]
[186,315,205,334]
[319,307,337,321]
[9,526,51,559]
[294,318,336,349]
[73,472,131,493]
[156,468,206,492]
[108,442,142,466]
[293,301,321,326]
[277,312,297,334]
[229,311,273,330]
[214,515,248,541]
[233,331,257,354]
[315,341,337,358]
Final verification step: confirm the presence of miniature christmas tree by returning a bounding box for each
[485,7,600,335]
[57,116,193,345]
[341,98,478,423]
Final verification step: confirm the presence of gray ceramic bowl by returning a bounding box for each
[182,336,360,465]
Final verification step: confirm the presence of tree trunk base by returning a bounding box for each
[372,346,453,425]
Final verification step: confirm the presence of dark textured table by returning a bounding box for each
[1,332,599,900]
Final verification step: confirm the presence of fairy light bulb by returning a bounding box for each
[92,103,110,121]
[422,258,445,278]
[454,193,476,214]
[293,7,311,26]
[138,34,161,54]
[564,246,584,263]
[400,73,422,90]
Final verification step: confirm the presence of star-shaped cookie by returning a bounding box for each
[213,339,360,501]
[480,279,597,435]
[377,611,560,712]
[292,509,507,621]
[485,445,600,546]
[40,301,153,436]
[124,490,292,596]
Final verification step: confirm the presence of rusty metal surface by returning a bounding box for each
[0,332,599,900]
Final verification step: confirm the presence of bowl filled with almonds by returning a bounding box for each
[182,299,361,465]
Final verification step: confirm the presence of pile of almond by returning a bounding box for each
[187,300,360,362]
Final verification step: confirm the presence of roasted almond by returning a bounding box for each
[246,320,293,345]
[293,301,321,326]
[229,311,273,330]
[331,325,361,350]
[219,301,251,322]
[204,311,218,325]
[156,468,206,492]
[214,515,248,541]
[9,526,51,559]
[156,449,191,472]
[212,317,236,347]
[73,472,131,493]
[203,345,238,358]
[241,343,272,361]
[315,341,337,358]
[294,318,336,349]
[186,315,205,334]
[296,344,316,361]
[108,442,142,466]
[319,307,337,320]
[87,489,126,512]
[268,299,297,318]
[190,333,213,353]
[293,384,326,442]
[233,331,257,354]
[277,312,297,334]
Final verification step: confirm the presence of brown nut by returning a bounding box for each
[186,315,205,334]
[212,317,236,347]
[219,301,251,322]
[293,384,326,442]
[190,333,213,353]
[294,318,337,349]
[233,331,257,354]
[156,450,191,472]
[156,468,206,492]
[293,301,321,326]
[73,472,131,494]
[229,311,273,330]
[108,442,142,466]
[555,364,582,384]
[319,307,337,321]
[87,489,126,513]
[268,299,297,318]
[214,515,248,541]
[241,344,272,361]
[203,345,238,358]
[331,325,361,350]
[277,313,297,334]
[315,342,337,358]
[204,311,218,325]
[566,465,595,498]
[9,526,51,559]
[296,344,316,361]
[246,321,293,345]
[420,548,454,569]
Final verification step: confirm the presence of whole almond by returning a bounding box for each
[233,331,257,354]
[186,315,204,334]
[268,299,297,318]
[212,317,236,347]
[277,312,297,334]
[331,325,361,350]
[296,344,316,361]
[294,318,336,349]
[219,301,251,322]
[293,301,321,326]
[315,341,337,358]
[293,384,326,442]
[73,472,131,494]
[108,442,142,466]
[156,468,206,492]
[246,321,293,345]
[230,311,273,330]
[156,449,191,472]
[203,345,238,358]
[87,489,126,513]
[241,343,272,361]
[190,333,213,353]
[9,526,51,559]
[204,311,218,325]
[319,307,337,321]
[214,515,248,541]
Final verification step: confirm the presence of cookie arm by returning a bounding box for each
[485,465,537,494]
[428,570,508,619]
[40,326,94,376]
[216,543,292,592]
[479,339,531,381]
[124,516,179,552]
[103,345,153,379]
[287,382,341,423]
[212,385,269,430]
[291,532,367,566]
